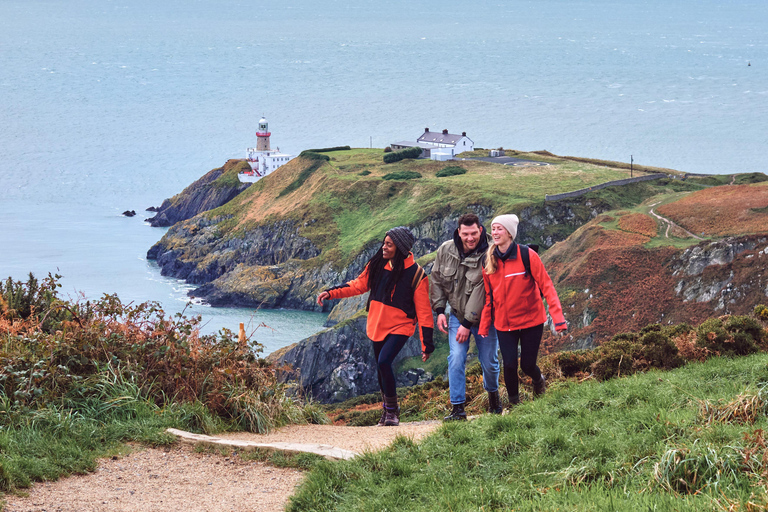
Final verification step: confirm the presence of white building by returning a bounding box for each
[239,117,295,183]
[391,128,474,161]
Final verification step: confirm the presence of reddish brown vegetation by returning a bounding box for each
[657,183,768,237]
[618,213,658,237]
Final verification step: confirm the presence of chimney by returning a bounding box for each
[442,129,448,135]
[425,127,430,132]
[462,131,466,136]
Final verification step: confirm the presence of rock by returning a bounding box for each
[269,315,425,403]
[146,206,160,212]
[146,159,251,227]
[122,210,136,217]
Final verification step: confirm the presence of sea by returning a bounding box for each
[1,0,766,355]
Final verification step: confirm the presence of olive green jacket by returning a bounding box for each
[429,231,491,329]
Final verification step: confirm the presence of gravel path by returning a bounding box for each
[3,421,442,512]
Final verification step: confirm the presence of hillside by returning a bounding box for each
[146,147,768,402]
[543,178,768,350]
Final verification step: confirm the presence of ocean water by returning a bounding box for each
[1,0,766,353]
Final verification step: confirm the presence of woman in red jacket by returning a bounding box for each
[478,214,567,406]
[317,226,434,426]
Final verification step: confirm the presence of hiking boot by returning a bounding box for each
[443,403,467,421]
[377,393,386,426]
[488,391,503,414]
[533,375,547,396]
[502,394,520,416]
[383,395,400,426]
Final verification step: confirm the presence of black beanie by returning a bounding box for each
[386,226,416,256]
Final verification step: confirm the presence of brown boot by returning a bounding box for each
[383,395,400,426]
[533,375,547,396]
[377,393,386,426]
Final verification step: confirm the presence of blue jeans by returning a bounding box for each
[447,314,500,405]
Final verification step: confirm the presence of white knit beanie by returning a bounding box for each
[491,214,519,241]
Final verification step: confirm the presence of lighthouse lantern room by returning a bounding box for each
[241,116,295,183]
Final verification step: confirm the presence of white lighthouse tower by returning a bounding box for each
[241,117,295,183]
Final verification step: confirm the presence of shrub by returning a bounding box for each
[384,146,392,153]
[436,166,467,178]
[697,316,760,356]
[754,304,768,323]
[638,330,684,370]
[550,350,598,377]
[302,146,351,153]
[358,170,371,176]
[383,146,422,164]
[382,171,422,181]
[297,151,331,161]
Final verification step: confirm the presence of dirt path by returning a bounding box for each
[648,200,704,240]
[2,421,441,512]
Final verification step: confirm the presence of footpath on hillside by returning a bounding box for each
[3,421,441,512]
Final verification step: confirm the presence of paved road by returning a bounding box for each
[462,156,551,166]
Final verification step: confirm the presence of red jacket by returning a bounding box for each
[479,244,567,336]
[325,253,435,353]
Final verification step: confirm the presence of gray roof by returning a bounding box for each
[417,131,466,145]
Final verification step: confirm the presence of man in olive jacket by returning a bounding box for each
[430,213,500,420]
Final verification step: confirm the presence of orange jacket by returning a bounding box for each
[479,244,567,336]
[325,253,435,353]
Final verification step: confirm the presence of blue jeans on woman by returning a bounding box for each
[447,314,500,405]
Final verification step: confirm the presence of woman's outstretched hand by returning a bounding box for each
[316,291,330,306]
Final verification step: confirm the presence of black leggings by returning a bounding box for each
[372,334,410,398]
[497,324,544,400]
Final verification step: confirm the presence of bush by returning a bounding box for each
[358,170,371,176]
[302,146,350,153]
[384,146,392,153]
[383,146,422,164]
[696,316,760,357]
[297,151,331,161]
[754,304,768,323]
[436,166,467,178]
[551,350,598,377]
[382,171,422,181]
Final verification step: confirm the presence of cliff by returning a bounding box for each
[146,147,768,402]
[146,159,252,227]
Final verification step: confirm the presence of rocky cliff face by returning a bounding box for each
[147,198,613,312]
[268,315,429,403]
[146,160,252,227]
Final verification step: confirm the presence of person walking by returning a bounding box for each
[430,213,501,420]
[317,226,434,426]
[478,214,567,406]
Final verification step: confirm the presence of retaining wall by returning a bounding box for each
[545,173,668,201]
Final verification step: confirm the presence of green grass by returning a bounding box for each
[288,353,768,511]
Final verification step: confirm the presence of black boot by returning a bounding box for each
[377,393,386,427]
[488,391,502,414]
[533,375,547,396]
[443,403,467,421]
[383,395,400,426]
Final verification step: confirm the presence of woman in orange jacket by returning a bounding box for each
[478,214,567,406]
[317,226,434,426]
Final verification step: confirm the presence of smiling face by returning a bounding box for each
[457,223,482,253]
[491,223,513,251]
[382,235,397,260]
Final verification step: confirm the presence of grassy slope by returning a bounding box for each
[200,148,655,266]
[289,353,768,511]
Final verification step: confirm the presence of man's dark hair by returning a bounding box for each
[457,213,480,228]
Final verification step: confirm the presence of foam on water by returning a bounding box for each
[1,0,767,351]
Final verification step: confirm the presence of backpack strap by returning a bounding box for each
[411,264,426,293]
[519,244,543,298]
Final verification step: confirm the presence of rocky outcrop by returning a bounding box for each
[671,236,768,311]
[146,160,252,227]
[268,315,429,403]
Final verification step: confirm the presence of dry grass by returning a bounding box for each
[618,213,658,237]
[656,183,768,237]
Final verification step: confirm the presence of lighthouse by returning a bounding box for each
[255,117,271,151]
[242,116,295,182]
